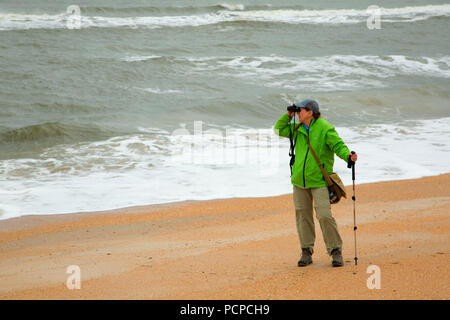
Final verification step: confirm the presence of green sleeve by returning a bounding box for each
[326,126,350,162]
[274,113,295,138]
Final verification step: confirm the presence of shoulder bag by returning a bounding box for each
[305,136,347,204]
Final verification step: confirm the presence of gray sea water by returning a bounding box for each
[1,0,449,219]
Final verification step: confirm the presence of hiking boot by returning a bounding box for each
[331,248,344,267]
[297,248,313,267]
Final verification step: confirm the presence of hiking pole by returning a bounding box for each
[347,151,358,265]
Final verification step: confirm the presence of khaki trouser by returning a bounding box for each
[293,185,342,255]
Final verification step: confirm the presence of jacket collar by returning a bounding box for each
[295,118,317,136]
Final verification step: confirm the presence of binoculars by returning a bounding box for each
[287,105,302,113]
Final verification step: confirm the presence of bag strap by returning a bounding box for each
[305,136,333,187]
[288,120,299,177]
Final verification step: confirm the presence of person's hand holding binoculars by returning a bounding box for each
[286,104,296,118]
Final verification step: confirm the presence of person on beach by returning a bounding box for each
[274,99,358,267]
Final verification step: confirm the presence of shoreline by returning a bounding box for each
[1,171,448,227]
[0,174,449,299]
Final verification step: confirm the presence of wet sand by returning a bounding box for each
[0,174,449,299]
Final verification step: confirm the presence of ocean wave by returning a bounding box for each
[118,53,450,91]
[178,54,450,91]
[0,132,173,180]
[224,5,450,24]
[134,87,184,94]
[79,3,250,15]
[0,122,111,144]
[121,55,162,62]
[1,117,450,219]
[0,4,448,30]
[218,3,245,11]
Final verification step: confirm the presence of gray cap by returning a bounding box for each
[294,99,319,113]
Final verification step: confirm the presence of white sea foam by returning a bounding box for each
[185,55,450,91]
[135,87,184,94]
[0,4,449,30]
[122,55,161,62]
[0,13,67,30]
[219,3,245,11]
[334,118,450,186]
[0,118,449,220]
[225,5,450,24]
[0,12,227,30]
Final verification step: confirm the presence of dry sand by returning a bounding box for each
[0,174,449,299]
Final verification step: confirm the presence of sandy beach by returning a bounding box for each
[0,174,449,300]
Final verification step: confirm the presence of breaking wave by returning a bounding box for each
[0,4,448,30]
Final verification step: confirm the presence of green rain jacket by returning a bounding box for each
[274,113,350,188]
